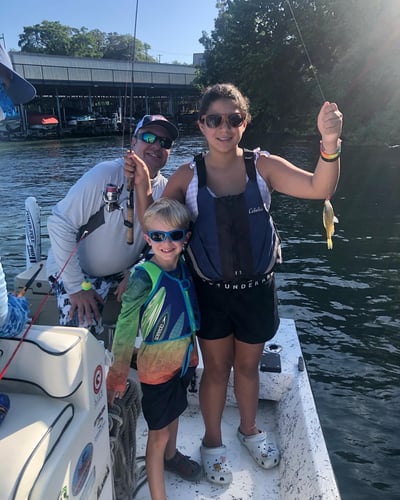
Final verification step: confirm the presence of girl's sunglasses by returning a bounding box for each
[147,229,187,242]
[201,113,245,129]
[136,131,173,150]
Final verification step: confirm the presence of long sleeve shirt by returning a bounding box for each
[46,158,167,294]
[107,263,199,393]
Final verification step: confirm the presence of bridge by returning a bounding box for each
[9,52,200,133]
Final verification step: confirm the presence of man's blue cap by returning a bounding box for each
[0,45,36,104]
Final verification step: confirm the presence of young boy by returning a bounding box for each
[106,198,202,500]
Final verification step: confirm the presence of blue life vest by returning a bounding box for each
[136,259,200,376]
[186,149,281,282]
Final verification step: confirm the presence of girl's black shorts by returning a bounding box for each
[195,274,280,344]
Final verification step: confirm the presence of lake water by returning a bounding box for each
[1,134,399,499]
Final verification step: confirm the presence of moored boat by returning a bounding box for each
[27,112,59,137]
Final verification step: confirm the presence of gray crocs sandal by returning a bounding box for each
[200,443,233,485]
[237,428,280,469]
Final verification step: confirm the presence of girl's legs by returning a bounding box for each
[233,339,264,435]
[198,336,234,447]
[233,339,280,469]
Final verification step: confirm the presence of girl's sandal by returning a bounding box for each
[200,443,233,485]
[237,428,280,469]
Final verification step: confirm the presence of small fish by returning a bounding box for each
[322,199,339,250]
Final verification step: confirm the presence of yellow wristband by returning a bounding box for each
[81,280,92,291]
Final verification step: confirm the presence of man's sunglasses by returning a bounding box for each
[147,229,187,242]
[201,113,245,129]
[136,131,173,149]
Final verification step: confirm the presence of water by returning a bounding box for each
[0,135,399,499]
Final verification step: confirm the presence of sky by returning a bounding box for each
[1,0,219,64]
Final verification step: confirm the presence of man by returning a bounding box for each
[47,115,178,338]
[0,44,36,339]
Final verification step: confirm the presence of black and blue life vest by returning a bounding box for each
[136,258,200,376]
[186,149,281,282]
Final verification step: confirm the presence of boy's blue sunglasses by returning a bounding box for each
[147,229,187,242]
[136,131,173,150]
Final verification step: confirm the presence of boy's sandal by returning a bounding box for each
[237,428,280,469]
[164,450,203,482]
[200,443,233,485]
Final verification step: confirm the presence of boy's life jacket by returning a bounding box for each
[136,259,200,376]
[186,149,282,283]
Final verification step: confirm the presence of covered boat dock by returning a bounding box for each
[7,52,200,137]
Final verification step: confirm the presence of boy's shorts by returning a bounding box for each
[141,366,196,430]
[195,274,280,344]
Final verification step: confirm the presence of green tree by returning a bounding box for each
[17,20,157,62]
[103,33,155,61]
[19,20,72,55]
[69,28,106,58]
[324,0,400,144]
[198,0,400,144]
[197,0,339,133]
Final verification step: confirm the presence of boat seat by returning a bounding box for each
[0,325,113,499]
[0,393,73,500]
[0,326,82,398]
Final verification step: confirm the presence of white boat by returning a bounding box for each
[0,324,113,500]
[0,197,341,499]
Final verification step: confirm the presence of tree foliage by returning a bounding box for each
[197,0,400,144]
[18,20,156,62]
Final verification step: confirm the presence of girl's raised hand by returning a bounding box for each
[317,101,343,149]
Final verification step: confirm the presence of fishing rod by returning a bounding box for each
[285,0,326,103]
[126,0,140,245]
[0,230,88,381]
[285,1,341,249]
[16,263,43,298]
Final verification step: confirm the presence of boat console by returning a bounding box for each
[0,325,113,499]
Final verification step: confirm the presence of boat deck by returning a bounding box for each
[127,318,341,499]
[133,393,280,499]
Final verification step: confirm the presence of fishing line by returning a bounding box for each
[122,0,140,146]
[125,0,140,245]
[129,0,140,143]
[285,0,326,102]
[0,231,88,381]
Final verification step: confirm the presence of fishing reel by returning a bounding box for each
[102,184,123,212]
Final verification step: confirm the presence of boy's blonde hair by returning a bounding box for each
[143,198,191,231]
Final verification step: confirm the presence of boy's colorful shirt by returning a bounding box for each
[107,261,199,393]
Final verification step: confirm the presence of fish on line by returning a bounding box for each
[322,199,339,250]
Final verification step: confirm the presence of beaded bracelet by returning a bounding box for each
[320,139,342,162]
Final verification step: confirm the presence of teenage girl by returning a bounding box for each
[126,83,343,484]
